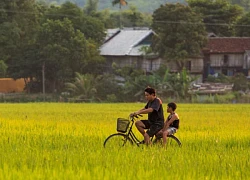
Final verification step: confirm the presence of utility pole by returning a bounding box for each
[119,3,122,28]
[42,62,45,102]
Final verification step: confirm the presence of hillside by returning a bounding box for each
[38,0,186,13]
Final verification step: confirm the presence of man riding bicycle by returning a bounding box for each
[130,87,164,145]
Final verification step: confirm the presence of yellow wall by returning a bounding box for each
[0,78,26,93]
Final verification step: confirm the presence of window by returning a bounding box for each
[187,61,191,71]
[223,55,228,65]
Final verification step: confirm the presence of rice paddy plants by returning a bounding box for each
[0,103,249,179]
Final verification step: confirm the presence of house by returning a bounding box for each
[203,37,250,80]
[101,29,250,83]
[101,28,206,83]
[100,28,162,73]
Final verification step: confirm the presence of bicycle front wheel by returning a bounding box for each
[103,133,133,149]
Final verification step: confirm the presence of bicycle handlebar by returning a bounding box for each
[130,114,142,120]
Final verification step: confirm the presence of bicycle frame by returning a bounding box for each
[122,117,141,146]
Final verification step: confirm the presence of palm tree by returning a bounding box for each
[65,72,97,100]
[111,0,128,27]
[112,0,127,7]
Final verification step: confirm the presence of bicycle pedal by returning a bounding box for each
[137,140,145,144]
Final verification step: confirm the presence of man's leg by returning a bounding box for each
[135,120,147,136]
[144,132,151,145]
[146,124,162,145]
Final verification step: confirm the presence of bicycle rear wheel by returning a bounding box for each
[103,133,133,149]
[166,135,182,147]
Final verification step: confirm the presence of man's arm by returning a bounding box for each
[133,108,153,116]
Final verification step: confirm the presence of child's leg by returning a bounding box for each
[162,130,169,146]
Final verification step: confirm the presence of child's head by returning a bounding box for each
[167,102,177,111]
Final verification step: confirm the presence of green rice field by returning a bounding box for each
[0,103,249,179]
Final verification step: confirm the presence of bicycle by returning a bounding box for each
[103,115,182,148]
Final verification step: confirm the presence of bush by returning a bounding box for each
[106,94,118,102]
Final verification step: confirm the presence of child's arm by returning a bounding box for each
[163,114,178,131]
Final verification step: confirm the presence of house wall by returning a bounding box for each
[190,58,203,72]
[166,61,179,72]
[207,54,245,76]
[165,58,204,73]
[104,56,161,73]
[243,53,250,69]
[141,58,161,72]
[210,54,243,67]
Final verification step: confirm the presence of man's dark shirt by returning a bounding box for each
[145,97,164,126]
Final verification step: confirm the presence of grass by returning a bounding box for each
[0,103,249,179]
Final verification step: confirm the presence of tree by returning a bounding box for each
[235,12,250,36]
[107,5,150,28]
[188,0,243,36]
[44,1,106,44]
[37,18,103,92]
[229,0,250,12]
[84,0,98,15]
[1,0,42,84]
[152,3,207,70]
[112,0,128,7]
[111,0,128,28]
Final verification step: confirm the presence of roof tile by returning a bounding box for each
[206,37,250,53]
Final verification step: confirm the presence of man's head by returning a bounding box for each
[167,102,177,112]
[144,87,156,101]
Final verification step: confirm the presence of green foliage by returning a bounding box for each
[231,73,249,91]
[206,73,250,92]
[111,65,195,101]
[235,12,250,36]
[36,17,103,92]
[206,73,231,83]
[0,60,7,77]
[154,67,196,100]
[44,2,106,44]
[65,72,97,100]
[191,93,237,103]
[95,73,123,101]
[188,0,243,36]
[83,0,98,15]
[1,0,42,82]
[42,0,186,13]
[37,18,81,91]
[0,22,21,62]
[106,94,118,102]
[1,1,105,93]
[152,3,207,69]
[103,6,152,28]
[229,0,250,11]
[40,0,249,13]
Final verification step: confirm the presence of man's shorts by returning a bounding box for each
[141,120,163,137]
[166,127,177,135]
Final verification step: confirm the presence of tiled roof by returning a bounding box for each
[100,28,153,56]
[205,37,250,53]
